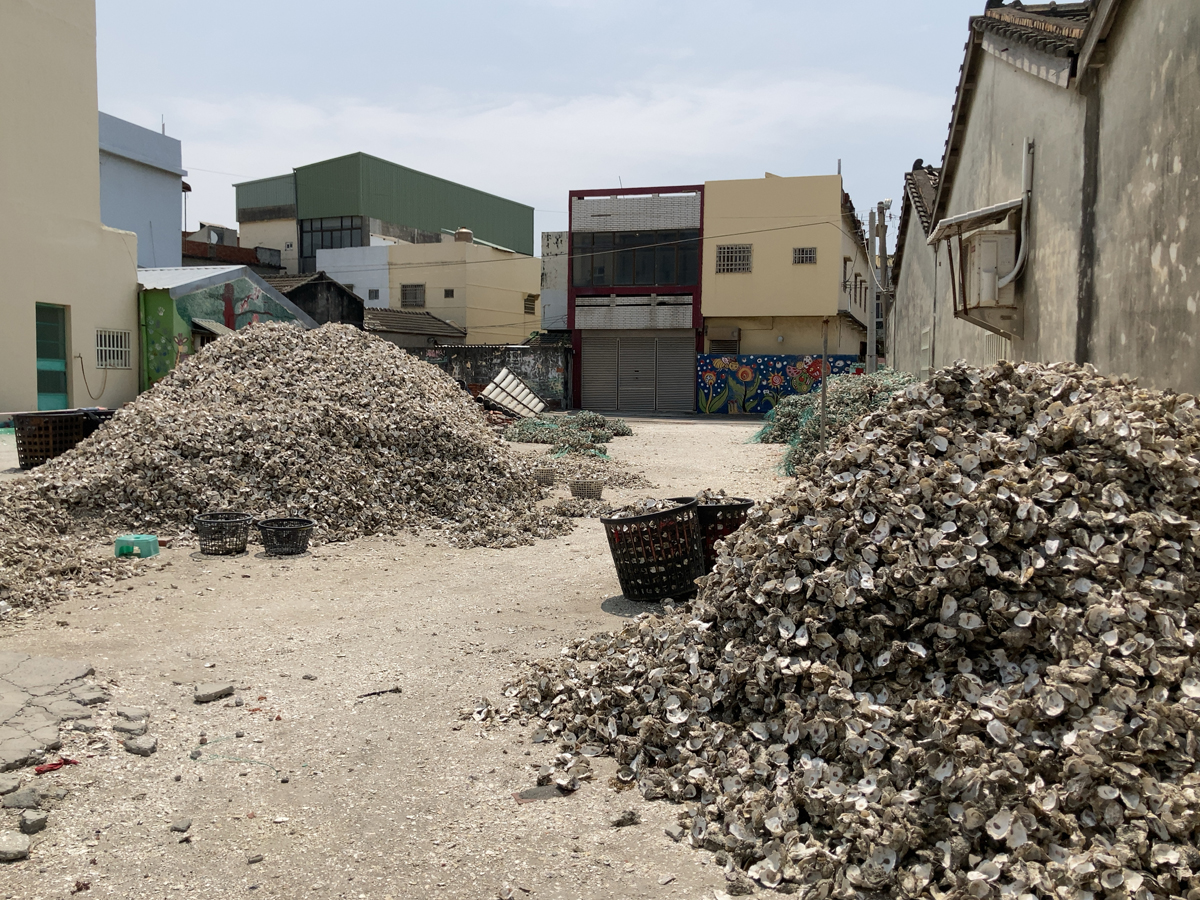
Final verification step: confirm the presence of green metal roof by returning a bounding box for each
[293,153,534,256]
[234,173,296,211]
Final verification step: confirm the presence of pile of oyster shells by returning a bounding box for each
[506,360,1200,899]
[533,452,652,490]
[552,498,614,519]
[0,323,568,608]
[608,498,686,520]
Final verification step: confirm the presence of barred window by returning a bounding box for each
[524,294,538,316]
[715,244,752,273]
[444,288,455,299]
[96,329,132,369]
[400,284,425,308]
[793,247,817,265]
[368,288,380,301]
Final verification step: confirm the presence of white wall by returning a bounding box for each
[540,231,568,330]
[98,112,184,267]
[317,245,390,308]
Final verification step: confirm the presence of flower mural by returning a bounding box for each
[696,354,863,414]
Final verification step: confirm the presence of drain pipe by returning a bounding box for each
[999,138,1034,289]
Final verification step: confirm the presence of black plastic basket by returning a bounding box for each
[256,518,315,556]
[600,498,704,602]
[194,511,252,555]
[696,497,755,572]
[13,408,116,469]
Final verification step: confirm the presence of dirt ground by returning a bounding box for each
[0,418,791,900]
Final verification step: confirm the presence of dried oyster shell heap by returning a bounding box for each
[532,452,652,491]
[0,322,571,609]
[552,498,614,519]
[506,360,1200,899]
[504,411,633,453]
[607,498,687,520]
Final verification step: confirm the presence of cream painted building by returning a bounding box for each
[701,174,873,358]
[320,231,540,345]
[1,0,140,414]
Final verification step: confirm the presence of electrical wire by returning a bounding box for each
[75,355,109,402]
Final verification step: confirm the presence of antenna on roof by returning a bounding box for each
[838,159,842,176]
[161,115,165,135]
[618,176,623,188]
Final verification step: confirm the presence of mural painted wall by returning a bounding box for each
[696,353,862,414]
[140,277,304,388]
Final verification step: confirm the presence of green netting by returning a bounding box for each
[753,369,916,475]
[503,411,632,455]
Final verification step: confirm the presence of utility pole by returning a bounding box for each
[820,317,829,452]
[867,209,878,374]
[877,200,889,370]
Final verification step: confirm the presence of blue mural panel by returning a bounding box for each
[696,354,863,414]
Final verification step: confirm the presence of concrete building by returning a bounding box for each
[235,153,534,276]
[98,112,186,268]
[319,228,541,345]
[701,174,872,356]
[569,186,704,412]
[889,0,1200,392]
[694,174,874,414]
[540,232,569,333]
[1,0,140,414]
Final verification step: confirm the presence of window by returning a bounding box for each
[95,329,132,369]
[193,329,218,350]
[709,339,739,355]
[400,284,425,308]
[368,288,379,301]
[793,247,817,265]
[298,216,363,273]
[715,244,752,273]
[284,241,294,251]
[444,288,455,299]
[571,229,699,288]
[524,294,538,316]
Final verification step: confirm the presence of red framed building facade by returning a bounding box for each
[568,185,704,412]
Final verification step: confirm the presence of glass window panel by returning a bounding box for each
[656,232,677,284]
[678,235,699,285]
[634,247,656,284]
[320,217,339,229]
[37,369,67,394]
[614,249,634,285]
[301,233,312,257]
[572,234,592,287]
[351,229,361,247]
[300,219,312,233]
[321,231,333,250]
[592,251,612,286]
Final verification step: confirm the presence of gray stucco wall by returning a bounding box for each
[1091,0,1200,390]
[889,211,936,377]
[98,113,184,268]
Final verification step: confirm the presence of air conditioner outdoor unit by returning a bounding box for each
[960,230,1022,338]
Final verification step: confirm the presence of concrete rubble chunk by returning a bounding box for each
[193,683,234,704]
[0,832,30,862]
[170,818,191,833]
[1,788,39,810]
[123,735,157,757]
[0,774,19,796]
[19,810,47,834]
[114,706,149,722]
[112,719,147,736]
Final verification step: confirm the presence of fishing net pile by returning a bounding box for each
[756,369,915,475]
[0,323,568,608]
[504,411,632,454]
[506,360,1200,898]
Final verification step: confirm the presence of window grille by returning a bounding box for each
[95,329,132,369]
[368,288,379,301]
[400,284,426,308]
[524,294,538,316]
[444,288,455,299]
[715,244,752,273]
[793,247,817,265]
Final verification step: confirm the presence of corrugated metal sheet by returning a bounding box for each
[234,173,296,211]
[655,337,696,412]
[581,334,618,409]
[294,152,534,256]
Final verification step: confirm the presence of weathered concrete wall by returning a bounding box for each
[1091,0,1200,391]
[889,211,937,377]
[422,345,571,409]
[286,282,364,328]
[98,113,183,268]
[938,51,1087,369]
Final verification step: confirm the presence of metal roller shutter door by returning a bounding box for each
[618,337,657,411]
[581,334,618,410]
[654,337,696,411]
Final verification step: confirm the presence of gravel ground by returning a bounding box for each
[0,417,788,899]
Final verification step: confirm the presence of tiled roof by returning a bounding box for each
[891,162,942,284]
[362,308,467,339]
[262,272,323,294]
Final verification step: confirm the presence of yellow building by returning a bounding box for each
[0,0,139,414]
[701,174,873,358]
[320,229,541,345]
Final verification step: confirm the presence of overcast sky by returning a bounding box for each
[96,1,979,248]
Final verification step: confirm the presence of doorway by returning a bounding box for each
[35,303,68,410]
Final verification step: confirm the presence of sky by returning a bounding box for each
[96,1,979,249]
